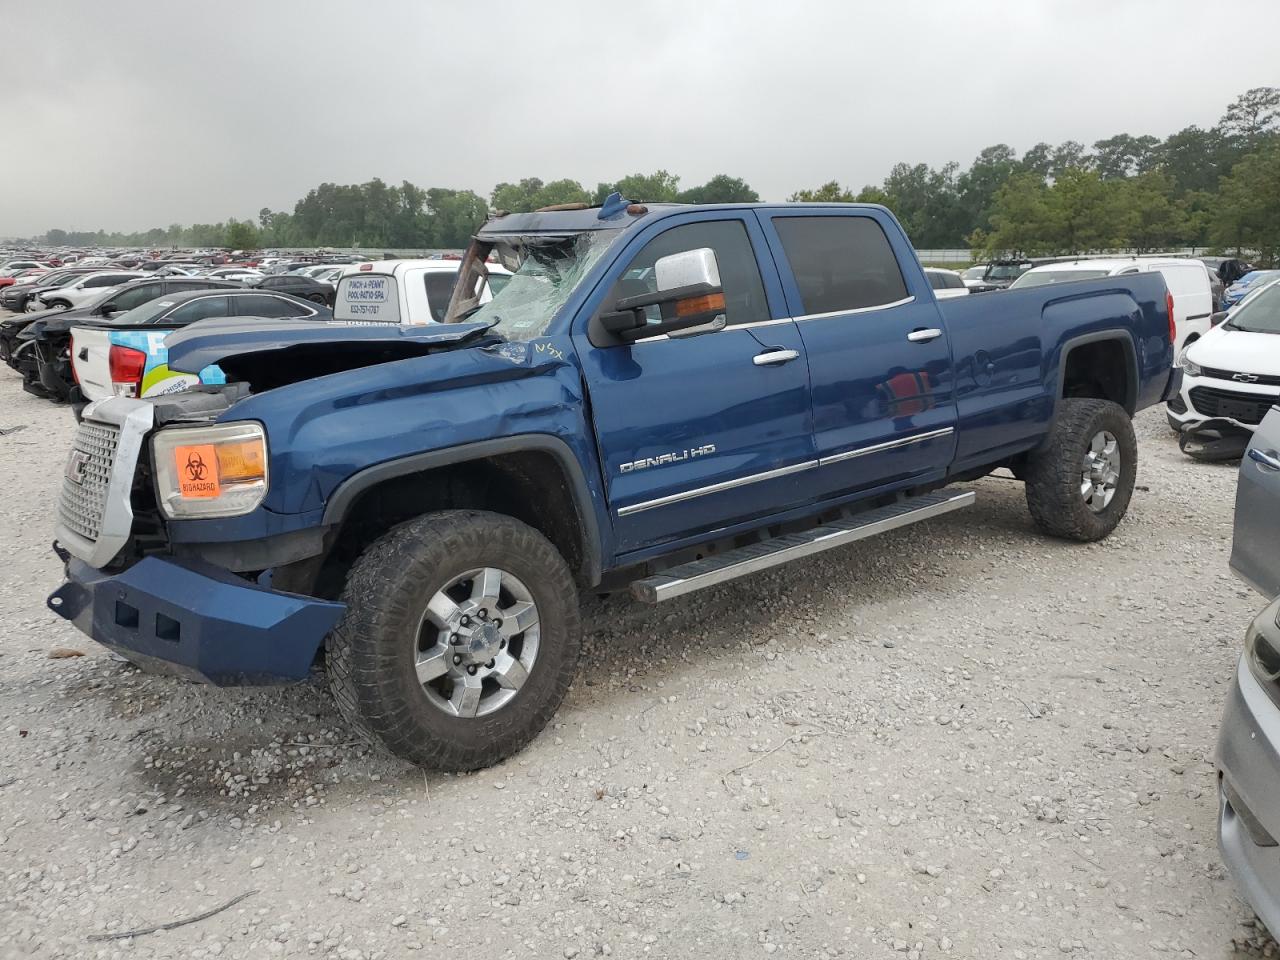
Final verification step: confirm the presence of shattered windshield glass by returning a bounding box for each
[461,231,620,342]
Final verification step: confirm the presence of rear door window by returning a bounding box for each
[164,296,230,325]
[231,294,312,318]
[424,272,457,322]
[771,216,908,314]
[106,283,162,312]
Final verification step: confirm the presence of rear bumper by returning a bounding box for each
[47,552,345,685]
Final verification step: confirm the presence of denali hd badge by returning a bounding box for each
[619,444,716,474]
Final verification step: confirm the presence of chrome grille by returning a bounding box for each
[57,420,121,543]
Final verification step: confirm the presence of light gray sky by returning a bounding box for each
[3,0,1278,236]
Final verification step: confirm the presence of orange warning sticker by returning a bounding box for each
[175,444,221,498]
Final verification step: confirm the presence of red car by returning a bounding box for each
[0,267,49,289]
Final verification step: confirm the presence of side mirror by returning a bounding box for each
[1210,310,1228,326]
[601,248,727,342]
[99,304,117,317]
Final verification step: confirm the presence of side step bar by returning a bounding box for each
[630,488,974,604]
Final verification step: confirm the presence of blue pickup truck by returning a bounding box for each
[48,197,1180,770]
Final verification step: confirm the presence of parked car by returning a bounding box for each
[0,267,49,289]
[959,265,989,288]
[0,259,46,275]
[966,258,1043,292]
[243,273,335,306]
[71,289,328,402]
[33,270,145,311]
[1011,257,1215,355]
[1168,278,1280,437]
[923,268,970,299]
[1224,271,1280,310]
[48,198,1179,771]
[15,278,244,400]
[1214,406,1280,933]
[332,259,511,324]
[0,267,102,314]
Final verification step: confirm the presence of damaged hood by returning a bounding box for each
[165,316,497,375]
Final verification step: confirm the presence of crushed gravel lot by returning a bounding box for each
[0,353,1273,959]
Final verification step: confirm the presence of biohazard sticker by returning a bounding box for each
[175,445,221,498]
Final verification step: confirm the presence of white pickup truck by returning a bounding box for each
[334,259,510,324]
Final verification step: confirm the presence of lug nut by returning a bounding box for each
[478,608,488,620]
[494,618,503,628]
[460,615,470,626]
[467,665,477,675]
[453,655,462,665]
[450,633,462,645]
[485,659,495,669]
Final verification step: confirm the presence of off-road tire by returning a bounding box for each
[1024,398,1137,542]
[326,510,581,771]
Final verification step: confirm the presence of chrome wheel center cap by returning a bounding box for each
[465,623,503,665]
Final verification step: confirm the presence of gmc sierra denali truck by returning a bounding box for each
[47,196,1181,771]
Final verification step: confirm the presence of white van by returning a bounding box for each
[1010,257,1215,355]
[334,259,511,325]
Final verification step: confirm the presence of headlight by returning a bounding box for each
[1179,350,1202,378]
[152,422,269,519]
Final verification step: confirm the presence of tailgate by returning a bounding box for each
[71,327,113,400]
[1232,406,1280,597]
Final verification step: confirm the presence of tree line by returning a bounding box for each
[40,173,760,253]
[40,87,1279,263]
[791,86,1280,262]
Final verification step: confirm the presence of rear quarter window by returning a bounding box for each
[772,216,908,314]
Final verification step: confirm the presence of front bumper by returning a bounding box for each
[1168,370,1277,430]
[1217,642,1280,934]
[47,553,345,685]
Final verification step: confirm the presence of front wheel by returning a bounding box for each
[1024,398,1138,542]
[326,510,581,771]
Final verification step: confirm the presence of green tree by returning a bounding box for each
[787,180,855,202]
[490,178,545,212]
[531,179,592,209]
[1114,171,1184,252]
[423,189,488,248]
[1212,147,1280,263]
[45,228,68,245]
[979,173,1054,256]
[225,220,259,250]
[1045,168,1123,253]
[593,170,681,204]
[1018,142,1053,180]
[1050,141,1091,178]
[1220,86,1280,146]
[1159,125,1227,194]
[957,144,1018,235]
[678,174,759,204]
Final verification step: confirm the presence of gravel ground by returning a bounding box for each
[0,346,1273,959]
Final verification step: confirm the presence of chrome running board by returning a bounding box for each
[629,488,974,604]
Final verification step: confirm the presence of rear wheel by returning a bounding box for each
[1024,398,1137,541]
[326,510,581,771]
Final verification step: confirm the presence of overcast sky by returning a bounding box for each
[3,0,1278,236]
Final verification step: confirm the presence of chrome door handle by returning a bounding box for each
[1250,448,1280,471]
[907,328,943,343]
[753,349,799,366]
